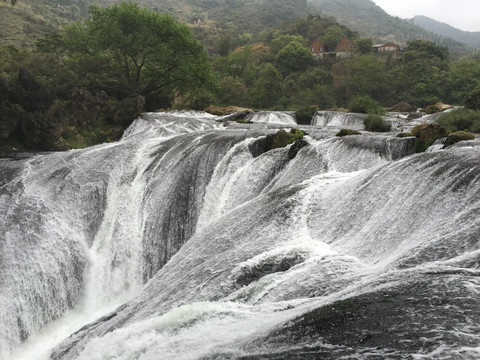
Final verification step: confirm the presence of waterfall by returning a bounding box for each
[1,111,479,360]
[245,111,297,125]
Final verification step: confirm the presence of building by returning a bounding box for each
[373,43,401,53]
[309,38,353,59]
[310,40,325,58]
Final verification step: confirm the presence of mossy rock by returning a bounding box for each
[388,102,416,113]
[336,128,361,137]
[445,131,475,146]
[396,132,412,138]
[249,128,306,158]
[411,123,447,152]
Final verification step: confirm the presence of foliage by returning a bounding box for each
[336,128,361,136]
[354,38,373,54]
[275,41,312,77]
[37,2,217,110]
[321,27,344,50]
[411,123,447,152]
[465,85,480,110]
[349,95,385,115]
[341,54,389,101]
[363,114,391,132]
[295,106,317,125]
[437,108,480,133]
[249,63,282,109]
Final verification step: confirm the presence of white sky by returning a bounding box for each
[371,0,480,32]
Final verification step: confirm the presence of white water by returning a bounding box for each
[246,111,297,125]
[1,111,480,359]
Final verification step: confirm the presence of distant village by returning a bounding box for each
[310,39,401,58]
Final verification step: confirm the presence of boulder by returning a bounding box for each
[411,122,447,152]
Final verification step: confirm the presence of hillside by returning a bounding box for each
[307,0,470,57]
[0,0,313,48]
[412,15,480,50]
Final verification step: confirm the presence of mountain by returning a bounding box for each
[0,0,313,48]
[0,0,473,58]
[307,0,470,56]
[412,15,480,50]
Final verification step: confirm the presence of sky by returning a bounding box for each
[371,0,480,32]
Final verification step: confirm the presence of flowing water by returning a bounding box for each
[1,111,480,360]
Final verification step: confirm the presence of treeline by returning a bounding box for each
[194,15,480,113]
[2,6,480,151]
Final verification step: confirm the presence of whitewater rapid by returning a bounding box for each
[1,111,479,360]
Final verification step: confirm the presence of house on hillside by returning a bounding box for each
[310,40,325,58]
[373,43,401,53]
[335,38,354,57]
[309,38,353,58]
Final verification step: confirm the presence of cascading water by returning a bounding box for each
[1,111,479,360]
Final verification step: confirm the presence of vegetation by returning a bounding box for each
[363,114,391,132]
[272,128,306,149]
[3,1,480,150]
[336,129,361,136]
[437,108,480,133]
[349,96,386,115]
[411,123,447,152]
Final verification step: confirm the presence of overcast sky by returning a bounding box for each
[371,0,480,32]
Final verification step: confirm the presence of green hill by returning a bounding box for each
[412,15,480,50]
[307,0,470,57]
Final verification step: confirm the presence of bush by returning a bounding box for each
[437,108,480,133]
[295,106,318,125]
[336,128,361,137]
[363,114,391,132]
[465,85,480,110]
[349,95,386,115]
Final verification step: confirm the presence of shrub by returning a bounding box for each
[411,123,447,152]
[437,108,480,133]
[336,128,361,137]
[363,114,391,132]
[465,85,480,110]
[349,95,386,115]
[295,106,318,125]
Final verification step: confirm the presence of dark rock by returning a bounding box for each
[288,139,309,159]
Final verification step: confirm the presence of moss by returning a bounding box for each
[411,123,447,152]
[336,128,361,137]
[363,114,391,132]
[396,132,412,138]
[445,131,475,146]
[271,128,305,149]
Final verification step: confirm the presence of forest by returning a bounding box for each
[1,2,480,150]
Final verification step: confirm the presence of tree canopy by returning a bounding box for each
[37,1,217,109]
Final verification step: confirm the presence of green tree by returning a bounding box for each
[275,41,312,77]
[37,2,216,110]
[321,26,344,51]
[354,38,373,54]
[342,54,389,102]
[270,34,304,55]
[249,63,282,108]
